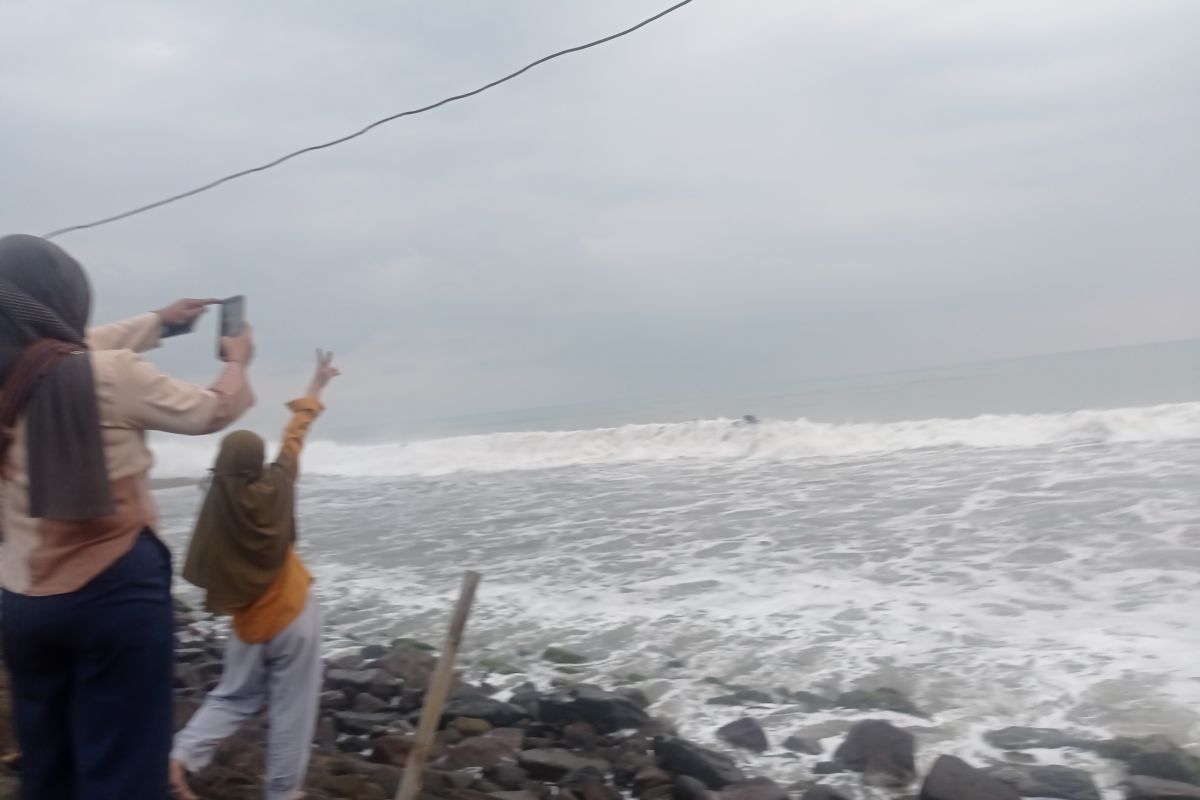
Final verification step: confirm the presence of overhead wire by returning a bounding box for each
[42,0,696,239]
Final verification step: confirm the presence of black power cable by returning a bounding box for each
[43,0,696,239]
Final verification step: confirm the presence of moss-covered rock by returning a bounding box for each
[542,647,588,665]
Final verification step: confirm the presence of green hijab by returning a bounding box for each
[183,430,296,614]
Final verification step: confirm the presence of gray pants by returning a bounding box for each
[173,596,323,800]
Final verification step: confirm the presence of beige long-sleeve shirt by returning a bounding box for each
[0,312,254,595]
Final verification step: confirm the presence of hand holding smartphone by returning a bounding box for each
[218,296,250,362]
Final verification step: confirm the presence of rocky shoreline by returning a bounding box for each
[0,603,1198,800]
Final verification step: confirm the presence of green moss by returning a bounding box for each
[391,638,436,652]
[479,657,523,676]
[542,646,589,665]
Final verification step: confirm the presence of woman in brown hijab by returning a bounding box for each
[0,233,255,800]
[172,350,340,800]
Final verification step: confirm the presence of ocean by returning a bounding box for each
[152,337,1200,793]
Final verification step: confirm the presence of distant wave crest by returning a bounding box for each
[150,402,1200,478]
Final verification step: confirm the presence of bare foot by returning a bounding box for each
[169,758,198,800]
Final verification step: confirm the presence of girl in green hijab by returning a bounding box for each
[172,350,340,800]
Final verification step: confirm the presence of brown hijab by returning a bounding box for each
[183,430,296,613]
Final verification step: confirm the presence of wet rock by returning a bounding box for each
[984,764,1101,800]
[1093,737,1200,786]
[335,711,403,736]
[716,778,788,800]
[563,721,601,749]
[484,764,531,792]
[1125,776,1200,800]
[451,717,495,737]
[314,716,338,753]
[654,737,745,789]
[834,720,916,787]
[834,688,925,718]
[674,775,716,800]
[538,686,651,733]
[616,687,652,710]
[321,690,351,711]
[489,786,542,800]
[441,730,524,770]
[813,763,844,776]
[783,736,823,755]
[921,755,1020,800]
[370,734,420,767]
[543,647,589,665]
[339,735,372,753]
[561,766,623,800]
[518,749,610,781]
[984,727,1090,751]
[361,644,389,660]
[378,647,440,691]
[634,766,676,798]
[354,693,389,713]
[613,749,658,788]
[327,668,386,693]
[717,718,769,753]
[509,683,541,714]
[639,786,675,800]
[707,690,774,707]
[801,788,851,800]
[440,693,527,728]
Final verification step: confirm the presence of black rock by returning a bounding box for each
[538,686,651,733]
[1092,737,1200,786]
[321,690,351,712]
[517,748,609,781]
[834,688,925,718]
[1125,776,1200,800]
[334,711,402,736]
[484,764,530,792]
[440,693,528,728]
[984,727,1092,751]
[716,778,787,800]
[674,775,713,800]
[616,687,652,710]
[509,682,542,714]
[801,788,850,800]
[327,668,386,692]
[984,764,1101,800]
[813,763,843,776]
[353,693,389,713]
[361,644,388,660]
[716,718,769,753]
[338,735,373,754]
[834,720,916,787]
[654,737,745,790]
[921,755,1019,800]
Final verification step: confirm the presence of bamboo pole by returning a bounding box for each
[395,571,482,800]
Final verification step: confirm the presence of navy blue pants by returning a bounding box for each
[2,530,174,800]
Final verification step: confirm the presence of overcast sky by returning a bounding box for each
[2,1,1197,439]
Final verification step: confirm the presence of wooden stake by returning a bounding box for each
[395,571,482,800]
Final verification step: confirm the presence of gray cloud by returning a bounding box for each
[2,0,1197,439]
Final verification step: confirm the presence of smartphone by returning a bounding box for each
[218,295,246,357]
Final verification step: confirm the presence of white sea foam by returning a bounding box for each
[151,401,1200,478]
